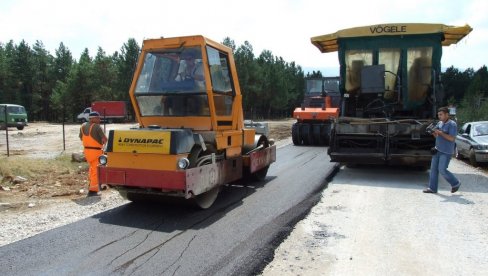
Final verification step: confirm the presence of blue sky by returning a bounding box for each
[0,0,486,75]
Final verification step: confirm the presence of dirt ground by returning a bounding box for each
[0,119,295,210]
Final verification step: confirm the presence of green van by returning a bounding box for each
[0,104,28,130]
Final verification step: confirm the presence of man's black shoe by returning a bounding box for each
[451,185,460,193]
[423,188,436,193]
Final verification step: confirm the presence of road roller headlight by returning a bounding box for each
[98,154,108,165]
[177,157,190,169]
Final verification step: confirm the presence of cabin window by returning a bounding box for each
[407,47,433,102]
[206,46,234,116]
[134,47,205,94]
[379,48,401,99]
[345,50,373,93]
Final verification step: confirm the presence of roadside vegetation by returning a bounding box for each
[1,154,73,179]
[444,66,488,123]
[0,154,87,201]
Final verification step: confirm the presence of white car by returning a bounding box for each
[455,121,488,166]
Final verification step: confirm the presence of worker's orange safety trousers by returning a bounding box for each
[81,124,103,192]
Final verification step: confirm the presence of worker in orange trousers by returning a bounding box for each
[79,112,107,197]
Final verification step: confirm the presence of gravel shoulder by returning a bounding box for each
[261,159,488,276]
[0,190,127,247]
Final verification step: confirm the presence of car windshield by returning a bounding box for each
[473,123,488,136]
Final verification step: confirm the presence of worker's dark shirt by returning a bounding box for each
[79,122,105,145]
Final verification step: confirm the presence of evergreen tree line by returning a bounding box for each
[0,37,307,122]
[0,39,140,122]
[222,37,306,119]
[441,66,488,123]
[1,37,486,123]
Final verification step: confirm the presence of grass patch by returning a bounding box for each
[0,154,87,184]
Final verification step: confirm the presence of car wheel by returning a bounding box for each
[469,148,478,167]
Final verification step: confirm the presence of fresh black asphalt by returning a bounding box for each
[0,144,339,276]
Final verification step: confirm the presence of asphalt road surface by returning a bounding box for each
[0,145,338,276]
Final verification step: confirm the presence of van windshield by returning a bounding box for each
[7,106,26,114]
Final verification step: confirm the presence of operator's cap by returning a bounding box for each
[88,111,100,118]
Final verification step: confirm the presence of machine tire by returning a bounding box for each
[292,123,301,145]
[120,190,147,203]
[243,135,271,182]
[469,148,478,167]
[312,124,322,146]
[194,186,220,209]
[301,124,313,145]
[328,127,337,150]
[252,166,269,181]
[321,125,330,146]
[188,146,203,168]
[252,135,270,181]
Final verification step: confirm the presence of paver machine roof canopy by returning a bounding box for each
[312,23,472,53]
[312,23,472,114]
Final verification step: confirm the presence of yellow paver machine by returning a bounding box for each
[311,23,472,167]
